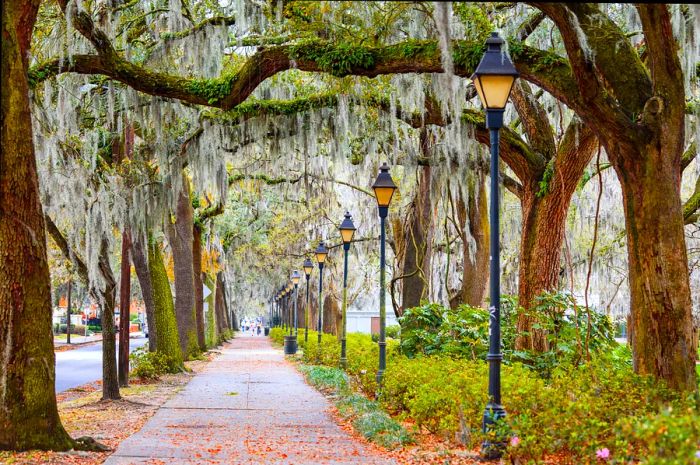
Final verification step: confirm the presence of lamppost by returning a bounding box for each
[371,163,397,393]
[471,31,518,459]
[303,258,313,343]
[291,270,301,335]
[314,241,329,355]
[338,211,356,369]
[286,282,293,332]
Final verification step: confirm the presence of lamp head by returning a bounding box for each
[372,162,397,209]
[303,258,313,277]
[339,211,357,245]
[291,269,301,285]
[315,240,329,265]
[471,32,519,110]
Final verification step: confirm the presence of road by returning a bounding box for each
[55,337,148,393]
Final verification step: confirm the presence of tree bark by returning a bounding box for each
[400,155,434,313]
[148,238,183,370]
[613,139,696,391]
[66,280,72,344]
[0,0,75,450]
[450,171,490,308]
[118,230,131,387]
[98,238,120,400]
[214,272,227,341]
[166,175,198,358]
[192,224,206,350]
[131,235,157,352]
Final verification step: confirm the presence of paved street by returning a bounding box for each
[104,334,394,464]
[55,337,148,392]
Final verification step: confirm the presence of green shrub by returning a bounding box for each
[56,323,88,334]
[386,325,401,339]
[352,410,412,449]
[299,365,349,393]
[129,347,179,379]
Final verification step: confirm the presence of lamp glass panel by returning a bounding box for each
[303,265,313,275]
[291,275,300,285]
[315,251,327,263]
[340,228,355,244]
[373,186,395,207]
[473,75,515,109]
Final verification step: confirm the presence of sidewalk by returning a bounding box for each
[103,334,395,464]
[53,333,102,349]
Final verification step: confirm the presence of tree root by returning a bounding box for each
[73,436,110,452]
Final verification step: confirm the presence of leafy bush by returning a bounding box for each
[55,324,88,334]
[129,347,179,379]
[399,292,617,377]
[399,302,490,359]
[385,325,401,339]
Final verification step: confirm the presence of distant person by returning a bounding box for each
[257,325,261,336]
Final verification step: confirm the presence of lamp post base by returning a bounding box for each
[283,335,298,355]
[481,402,507,459]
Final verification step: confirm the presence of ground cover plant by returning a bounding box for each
[273,298,700,464]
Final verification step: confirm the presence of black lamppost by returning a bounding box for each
[286,282,293,332]
[291,270,301,336]
[338,211,357,369]
[471,31,518,459]
[303,258,314,343]
[372,163,397,393]
[314,241,329,355]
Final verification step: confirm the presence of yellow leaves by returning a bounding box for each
[202,247,222,274]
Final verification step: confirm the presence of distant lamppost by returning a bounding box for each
[314,241,329,354]
[291,270,301,336]
[372,162,397,392]
[338,211,357,369]
[303,258,314,343]
[471,31,518,459]
[286,282,293,332]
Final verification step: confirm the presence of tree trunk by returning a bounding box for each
[167,175,198,358]
[131,235,157,352]
[192,224,206,350]
[148,238,183,370]
[66,280,72,344]
[98,238,121,400]
[614,138,697,391]
[118,230,131,387]
[323,285,340,336]
[450,172,490,308]
[214,272,227,341]
[0,1,75,448]
[400,160,434,313]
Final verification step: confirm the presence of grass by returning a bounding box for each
[299,365,411,450]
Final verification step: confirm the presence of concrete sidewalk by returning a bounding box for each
[103,334,394,464]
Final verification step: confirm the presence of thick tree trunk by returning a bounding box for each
[148,238,183,370]
[167,175,198,358]
[131,235,157,351]
[118,230,131,387]
[98,238,120,400]
[400,161,433,313]
[192,225,206,350]
[0,0,75,448]
[614,139,697,391]
[514,186,566,352]
[450,173,489,308]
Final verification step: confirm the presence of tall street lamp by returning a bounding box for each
[372,162,397,393]
[471,31,518,459]
[303,258,314,343]
[314,241,329,357]
[286,282,293,331]
[284,276,299,355]
[338,211,356,369]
